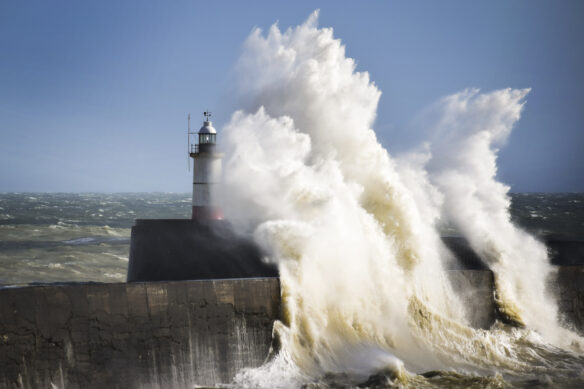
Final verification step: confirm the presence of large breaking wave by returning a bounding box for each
[217,11,583,388]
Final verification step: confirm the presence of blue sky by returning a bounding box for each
[1,1,582,192]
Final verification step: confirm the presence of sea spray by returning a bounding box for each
[219,11,584,388]
[421,88,583,349]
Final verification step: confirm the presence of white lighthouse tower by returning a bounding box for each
[188,111,223,220]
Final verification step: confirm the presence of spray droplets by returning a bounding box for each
[220,12,583,388]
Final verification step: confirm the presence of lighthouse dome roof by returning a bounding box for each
[199,121,216,134]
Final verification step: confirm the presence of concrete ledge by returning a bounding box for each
[0,278,280,389]
[127,219,278,282]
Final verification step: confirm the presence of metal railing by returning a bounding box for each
[190,144,199,154]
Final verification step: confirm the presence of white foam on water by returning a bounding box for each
[63,237,96,245]
[101,252,129,262]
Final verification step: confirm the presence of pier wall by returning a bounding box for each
[446,267,584,332]
[553,266,584,333]
[127,220,278,282]
[1,269,583,388]
[0,278,280,389]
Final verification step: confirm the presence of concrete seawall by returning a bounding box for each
[127,221,584,282]
[0,278,280,389]
[446,267,584,332]
[1,269,583,388]
[553,266,584,333]
[127,220,278,282]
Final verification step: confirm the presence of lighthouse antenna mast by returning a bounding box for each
[187,113,191,171]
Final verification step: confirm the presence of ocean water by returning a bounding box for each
[0,192,191,285]
[0,192,581,286]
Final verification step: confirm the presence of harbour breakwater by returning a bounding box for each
[1,269,583,389]
[0,278,280,389]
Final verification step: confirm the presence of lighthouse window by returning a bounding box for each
[199,134,215,144]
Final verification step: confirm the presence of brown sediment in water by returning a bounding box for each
[492,274,526,328]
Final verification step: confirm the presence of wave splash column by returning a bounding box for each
[190,112,223,220]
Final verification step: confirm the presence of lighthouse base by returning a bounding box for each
[192,205,223,220]
[127,219,277,282]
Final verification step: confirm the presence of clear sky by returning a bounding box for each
[1,1,582,192]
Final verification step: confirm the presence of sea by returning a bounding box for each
[0,192,191,285]
[0,192,582,286]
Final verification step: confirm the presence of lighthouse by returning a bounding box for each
[127,111,279,282]
[188,112,223,220]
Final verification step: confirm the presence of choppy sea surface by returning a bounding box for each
[0,192,582,286]
[0,193,191,285]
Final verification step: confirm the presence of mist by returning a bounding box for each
[214,11,583,388]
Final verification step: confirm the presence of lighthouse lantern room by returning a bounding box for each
[188,112,223,220]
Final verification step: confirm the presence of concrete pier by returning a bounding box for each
[553,266,584,333]
[0,278,280,389]
[1,269,583,388]
[127,220,278,282]
[446,270,496,328]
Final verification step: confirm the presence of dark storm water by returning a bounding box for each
[0,193,191,284]
[0,192,582,285]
